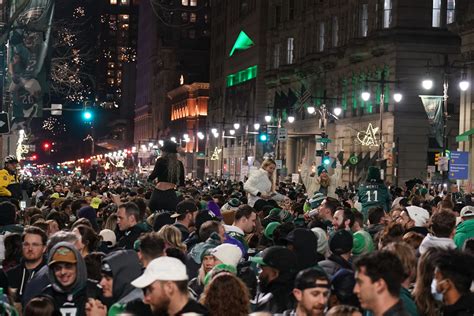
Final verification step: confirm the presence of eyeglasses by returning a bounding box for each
[22,242,44,248]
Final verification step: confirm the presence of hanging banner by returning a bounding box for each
[8,0,55,118]
[419,95,443,147]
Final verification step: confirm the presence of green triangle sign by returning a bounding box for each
[229,31,255,57]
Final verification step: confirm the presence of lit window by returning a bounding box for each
[190,13,197,22]
[273,43,280,68]
[190,0,197,6]
[110,0,117,4]
[182,0,189,5]
[383,0,392,28]
[287,37,294,64]
[119,14,129,21]
[319,22,325,52]
[120,0,129,5]
[360,4,368,37]
[447,0,455,24]
[204,14,209,23]
[332,16,338,47]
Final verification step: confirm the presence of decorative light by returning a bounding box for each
[229,129,235,135]
[254,123,260,130]
[333,107,342,116]
[211,128,218,134]
[422,78,433,90]
[393,93,403,103]
[287,115,295,123]
[264,115,272,123]
[233,123,240,130]
[307,106,315,114]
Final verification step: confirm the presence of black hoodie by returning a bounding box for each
[6,257,46,302]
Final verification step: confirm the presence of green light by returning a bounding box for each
[83,111,92,121]
[229,31,255,57]
[226,65,258,87]
[323,157,331,165]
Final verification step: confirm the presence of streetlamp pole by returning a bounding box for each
[443,72,449,186]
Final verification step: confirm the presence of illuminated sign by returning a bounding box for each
[211,147,222,161]
[357,123,379,147]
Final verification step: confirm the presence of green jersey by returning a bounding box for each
[358,182,391,221]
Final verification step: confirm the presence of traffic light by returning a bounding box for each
[258,125,268,142]
[322,151,331,166]
[42,142,51,151]
[82,109,93,121]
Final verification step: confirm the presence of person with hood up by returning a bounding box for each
[86,250,143,316]
[285,228,325,270]
[357,166,391,222]
[42,242,102,315]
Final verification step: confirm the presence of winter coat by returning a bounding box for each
[300,159,342,198]
[418,234,456,255]
[244,168,284,207]
[454,219,474,249]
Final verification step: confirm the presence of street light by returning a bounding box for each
[307,106,316,114]
[233,123,240,130]
[333,107,342,117]
[422,78,433,90]
[287,115,295,123]
[361,83,371,101]
[264,114,272,123]
[171,137,177,143]
[211,128,218,134]
[197,132,205,140]
[253,123,260,130]
[229,129,235,135]
[158,140,164,146]
[459,70,470,91]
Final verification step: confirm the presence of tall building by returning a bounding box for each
[263,0,461,185]
[207,0,269,178]
[134,0,210,150]
[97,0,139,109]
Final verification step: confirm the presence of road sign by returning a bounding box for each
[277,128,287,141]
[0,112,10,134]
[449,151,469,180]
[438,157,449,172]
[51,104,62,116]
[275,159,282,169]
[319,137,332,143]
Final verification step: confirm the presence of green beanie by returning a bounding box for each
[264,222,281,240]
[352,230,375,256]
[317,165,327,177]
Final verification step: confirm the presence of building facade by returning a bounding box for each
[168,82,209,178]
[264,0,460,185]
[134,0,210,149]
[208,0,269,179]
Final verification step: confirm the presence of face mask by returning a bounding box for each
[431,279,444,302]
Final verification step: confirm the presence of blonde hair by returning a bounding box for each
[157,224,187,252]
[261,159,276,191]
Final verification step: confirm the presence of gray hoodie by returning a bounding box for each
[102,250,143,304]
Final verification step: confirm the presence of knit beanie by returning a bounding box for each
[329,230,353,255]
[309,193,326,210]
[317,166,327,177]
[311,227,329,256]
[264,222,281,240]
[352,230,375,256]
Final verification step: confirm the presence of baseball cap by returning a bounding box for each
[131,257,188,288]
[329,230,353,255]
[460,205,474,218]
[249,246,297,272]
[170,199,198,218]
[406,206,430,227]
[49,247,77,266]
[210,244,242,267]
[99,229,116,247]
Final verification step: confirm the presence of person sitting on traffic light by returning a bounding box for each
[300,157,342,198]
[0,155,21,201]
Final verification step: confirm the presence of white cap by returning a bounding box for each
[406,206,430,227]
[99,229,116,247]
[131,257,188,288]
[210,244,242,267]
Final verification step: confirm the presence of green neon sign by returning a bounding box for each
[226,65,257,87]
[229,31,255,56]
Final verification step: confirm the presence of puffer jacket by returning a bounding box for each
[244,168,284,207]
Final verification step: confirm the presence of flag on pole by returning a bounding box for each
[296,84,312,112]
[419,95,444,147]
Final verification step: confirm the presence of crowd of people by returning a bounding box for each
[0,141,472,316]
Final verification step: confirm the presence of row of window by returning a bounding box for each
[110,0,129,5]
[270,0,456,68]
[182,0,198,6]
